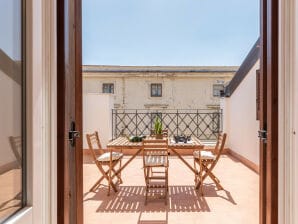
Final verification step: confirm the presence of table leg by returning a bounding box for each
[171,148,197,174]
[113,148,143,177]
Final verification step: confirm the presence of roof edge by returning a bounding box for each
[82,65,239,73]
[224,38,260,97]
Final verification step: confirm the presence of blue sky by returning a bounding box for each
[0,0,22,60]
[83,0,259,66]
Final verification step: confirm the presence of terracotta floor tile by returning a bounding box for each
[84,155,258,224]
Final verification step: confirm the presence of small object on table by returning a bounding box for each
[174,135,192,143]
[128,135,146,142]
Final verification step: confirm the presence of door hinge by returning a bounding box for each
[69,121,80,147]
[258,129,267,144]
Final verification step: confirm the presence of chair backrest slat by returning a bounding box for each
[86,131,104,162]
[9,136,22,167]
[209,133,227,168]
[142,138,168,157]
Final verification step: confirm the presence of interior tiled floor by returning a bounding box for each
[83,155,259,224]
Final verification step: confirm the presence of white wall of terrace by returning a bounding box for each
[83,93,114,149]
[221,60,260,167]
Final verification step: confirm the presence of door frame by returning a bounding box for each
[56,1,279,224]
[57,0,83,223]
[260,0,279,223]
[278,0,298,223]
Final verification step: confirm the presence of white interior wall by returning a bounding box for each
[222,61,260,165]
[83,93,114,149]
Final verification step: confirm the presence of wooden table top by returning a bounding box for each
[107,136,204,149]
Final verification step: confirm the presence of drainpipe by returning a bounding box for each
[122,77,125,108]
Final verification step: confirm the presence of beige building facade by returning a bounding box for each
[83,65,237,110]
[2,0,298,224]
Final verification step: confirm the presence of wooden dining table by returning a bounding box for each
[107,136,204,177]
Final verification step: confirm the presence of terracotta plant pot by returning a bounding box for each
[155,134,163,139]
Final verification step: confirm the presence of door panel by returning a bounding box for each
[265,0,279,223]
[260,1,267,223]
[57,0,82,223]
[260,0,278,224]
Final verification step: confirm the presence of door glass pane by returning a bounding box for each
[0,0,25,221]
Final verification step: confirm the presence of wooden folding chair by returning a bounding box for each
[9,136,22,168]
[86,131,123,196]
[142,138,169,205]
[193,133,227,195]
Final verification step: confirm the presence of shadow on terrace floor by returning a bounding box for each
[84,184,236,213]
[83,154,259,224]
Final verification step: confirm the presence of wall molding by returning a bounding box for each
[278,0,296,223]
[83,72,236,79]
[226,148,259,174]
[43,0,57,223]
[83,65,239,73]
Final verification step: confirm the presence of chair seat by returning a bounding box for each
[145,155,167,166]
[193,150,216,160]
[97,152,123,162]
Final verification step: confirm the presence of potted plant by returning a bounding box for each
[154,117,163,139]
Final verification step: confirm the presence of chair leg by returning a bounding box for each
[111,167,123,184]
[143,165,169,205]
[200,163,224,191]
[107,169,111,196]
[165,167,168,205]
[164,189,167,205]
[199,162,204,196]
[90,165,113,192]
[97,164,118,196]
[143,166,148,205]
[194,159,197,184]
[146,167,150,205]
[109,163,120,192]
[89,175,105,192]
[92,161,122,195]
[145,187,148,205]
[194,159,204,195]
[119,159,123,184]
[205,169,223,190]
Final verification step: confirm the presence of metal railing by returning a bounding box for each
[112,109,222,140]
